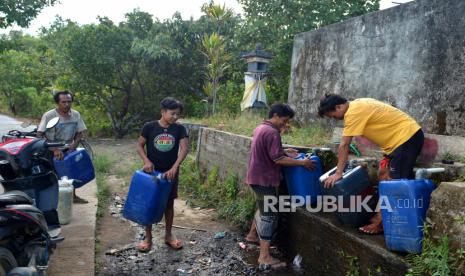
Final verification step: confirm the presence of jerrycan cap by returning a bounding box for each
[59,176,74,187]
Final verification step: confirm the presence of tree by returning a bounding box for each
[0,50,39,114]
[201,1,234,35]
[0,0,58,28]
[238,0,380,102]
[201,32,230,115]
[200,2,237,115]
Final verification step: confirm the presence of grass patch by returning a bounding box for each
[282,124,330,147]
[339,250,360,276]
[184,112,331,147]
[93,154,112,219]
[179,155,255,231]
[115,160,142,187]
[94,154,112,267]
[184,112,262,137]
[406,224,465,275]
[93,154,113,175]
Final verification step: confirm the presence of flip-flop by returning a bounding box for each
[244,237,259,245]
[137,241,152,253]
[258,260,287,271]
[358,224,384,235]
[165,239,183,250]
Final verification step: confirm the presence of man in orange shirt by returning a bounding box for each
[318,94,424,234]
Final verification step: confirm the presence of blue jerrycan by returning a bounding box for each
[380,179,435,253]
[283,153,323,205]
[123,170,174,225]
[320,163,377,227]
[54,148,95,188]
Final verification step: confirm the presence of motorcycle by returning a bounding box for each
[0,117,64,275]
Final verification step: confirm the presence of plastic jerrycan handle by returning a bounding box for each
[319,165,362,183]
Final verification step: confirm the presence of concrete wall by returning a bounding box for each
[288,0,465,136]
[196,128,251,181]
[195,128,409,274]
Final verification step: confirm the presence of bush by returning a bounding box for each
[179,155,256,231]
[406,224,465,275]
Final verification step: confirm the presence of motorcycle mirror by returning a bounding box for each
[46,117,60,129]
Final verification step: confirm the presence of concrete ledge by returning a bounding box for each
[278,208,409,275]
[332,127,465,163]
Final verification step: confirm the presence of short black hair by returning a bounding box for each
[53,90,73,103]
[160,97,184,112]
[317,93,347,117]
[268,103,295,119]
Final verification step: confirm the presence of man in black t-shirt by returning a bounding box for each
[136,97,189,252]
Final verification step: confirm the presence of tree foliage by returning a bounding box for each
[238,0,380,102]
[0,0,58,28]
[0,0,380,137]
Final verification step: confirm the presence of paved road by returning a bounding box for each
[0,114,36,136]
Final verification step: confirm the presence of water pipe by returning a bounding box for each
[415,168,445,179]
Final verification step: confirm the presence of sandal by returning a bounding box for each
[165,239,183,250]
[258,260,287,271]
[73,196,89,204]
[137,241,152,253]
[244,237,259,245]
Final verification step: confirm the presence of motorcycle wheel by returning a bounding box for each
[0,248,17,276]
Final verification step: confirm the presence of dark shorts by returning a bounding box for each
[388,129,424,179]
[250,185,279,242]
[158,169,178,201]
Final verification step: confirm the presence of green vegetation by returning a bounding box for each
[339,250,360,276]
[179,155,256,231]
[0,0,58,28]
[93,153,112,268]
[406,224,465,275]
[1,0,379,137]
[94,154,112,218]
[185,112,331,147]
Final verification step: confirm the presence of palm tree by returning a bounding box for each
[201,32,230,115]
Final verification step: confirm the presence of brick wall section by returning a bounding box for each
[196,127,252,181]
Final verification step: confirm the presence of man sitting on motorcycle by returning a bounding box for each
[37,90,88,203]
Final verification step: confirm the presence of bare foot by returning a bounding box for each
[359,222,383,235]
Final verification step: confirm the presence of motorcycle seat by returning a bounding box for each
[0,190,34,206]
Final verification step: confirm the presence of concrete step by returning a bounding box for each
[277,208,409,276]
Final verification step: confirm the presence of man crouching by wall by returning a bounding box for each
[244,103,315,271]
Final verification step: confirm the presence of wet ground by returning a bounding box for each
[97,195,306,276]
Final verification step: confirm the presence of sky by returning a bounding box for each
[1,0,413,36]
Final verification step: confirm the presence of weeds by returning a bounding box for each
[93,154,113,219]
[93,154,113,174]
[184,112,331,147]
[339,250,360,276]
[179,155,255,231]
[94,154,112,269]
[406,223,464,275]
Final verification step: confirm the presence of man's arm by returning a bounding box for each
[69,131,83,151]
[165,137,189,180]
[323,135,352,188]
[275,156,315,170]
[136,136,154,173]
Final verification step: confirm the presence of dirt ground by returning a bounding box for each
[92,139,301,275]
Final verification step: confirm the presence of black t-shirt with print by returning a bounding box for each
[141,121,188,171]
